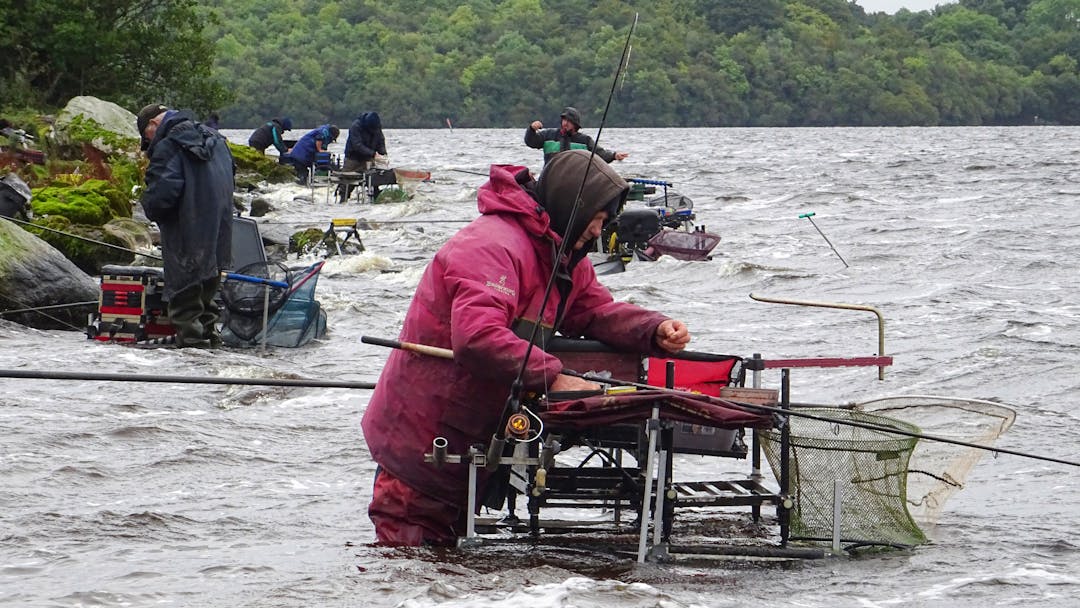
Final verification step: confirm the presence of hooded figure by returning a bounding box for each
[339,111,389,201]
[525,106,627,165]
[361,149,685,546]
[536,148,626,266]
[139,107,234,347]
[345,111,387,163]
[247,117,291,155]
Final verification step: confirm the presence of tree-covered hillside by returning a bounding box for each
[199,0,1080,128]
[5,1,1080,128]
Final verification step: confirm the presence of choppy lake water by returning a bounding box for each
[2,127,1079,607]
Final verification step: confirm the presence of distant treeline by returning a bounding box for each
[5,1,1079,128]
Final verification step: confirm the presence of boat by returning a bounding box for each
[593,178,721,275]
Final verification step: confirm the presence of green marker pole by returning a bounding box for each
[798,212,849,268]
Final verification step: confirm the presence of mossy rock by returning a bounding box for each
[288,226,362,257]
[24,215,136,274]
[56,114,140,156]
[228,142,296,184]
[289,227,327,256]
[31,179,132,225]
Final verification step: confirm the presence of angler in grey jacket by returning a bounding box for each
[138,105,234,348]
[524,106,629,165]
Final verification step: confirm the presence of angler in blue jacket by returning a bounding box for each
[281,124,340,184]
[137,103,234,348]
[525,106,629,166]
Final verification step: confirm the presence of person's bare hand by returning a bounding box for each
[530,120,543,131]
[614,151,629,161]
[655,319,690,353]
[550,373,600,393]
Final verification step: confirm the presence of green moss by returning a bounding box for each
[24,215,134,274]
[227,141,295,184]
[108,157,143,201]
[31,179,131,225]
[64,114,139,153]
[289,227,326,256]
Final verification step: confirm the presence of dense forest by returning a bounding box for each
[4,0,1080,128]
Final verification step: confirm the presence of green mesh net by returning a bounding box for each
[761,408,928,549]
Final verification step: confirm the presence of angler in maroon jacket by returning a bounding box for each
[361,149,690,546]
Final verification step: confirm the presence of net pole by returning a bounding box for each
[261,284,270,352]
[832,480,842,554]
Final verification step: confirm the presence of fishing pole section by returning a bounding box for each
[483,12,642,479]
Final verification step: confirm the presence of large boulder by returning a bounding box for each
[0,218,100,330]
[53,96,140,150]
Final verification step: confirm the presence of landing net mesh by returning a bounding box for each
[856,395,1015,531]
[761,408,927,548]
[761,397,1016,548]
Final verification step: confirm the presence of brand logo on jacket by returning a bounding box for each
[486,275,515,297]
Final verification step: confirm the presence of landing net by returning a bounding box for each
[761,408,927,548]
[856,395,1016,531]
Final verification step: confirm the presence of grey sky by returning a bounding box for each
[857,0,956,13]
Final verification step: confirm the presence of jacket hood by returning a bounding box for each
[151,110,220,161]
[476,164,553,239]
[536,149,627,249]
[359,111,382,130]
[560,106,582,128]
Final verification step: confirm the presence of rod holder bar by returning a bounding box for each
[749,293,888,380]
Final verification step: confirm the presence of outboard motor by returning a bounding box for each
[0,173,32,220]
[613,208,662,251]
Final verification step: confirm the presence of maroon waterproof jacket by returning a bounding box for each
[362,155,669,506]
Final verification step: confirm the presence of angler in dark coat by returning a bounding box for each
[525,106,629,165]
[138,104,234,348]
[339,111,388,202]
[247,117,292,155]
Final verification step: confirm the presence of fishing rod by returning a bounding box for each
[449,168,489,177]
[361,335,1078,469]
[0,300,98,316]
[565,371,1078,469]
[2,215,162,260]
[0,368,374,390]
[487,13,640,470]
[0,291,88,332]
[255,219,472,226]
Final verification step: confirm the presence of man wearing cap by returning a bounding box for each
[361,149,688,546]
[525,106,629,166]
[137,103,234,348]
[247,117,292,155]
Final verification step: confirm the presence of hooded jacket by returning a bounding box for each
[345,112,387,162]
[524,108,617,165]
[247,118,289,154]
[141,110,234,300]
[288,125,336,165]
[361,149,669,506]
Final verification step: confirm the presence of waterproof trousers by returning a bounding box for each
[168,275,222,348]
[368,468,463,546]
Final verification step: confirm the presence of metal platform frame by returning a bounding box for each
[427,349,894,562]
